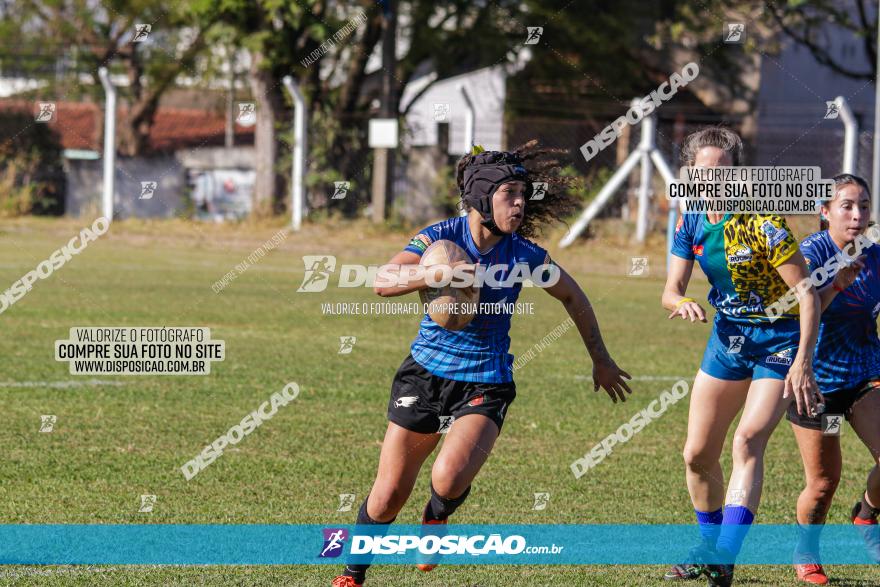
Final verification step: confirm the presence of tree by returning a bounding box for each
[197,0,537,216]
[0,1,220,156]
[192,0,366,215]
[766,0,876,81]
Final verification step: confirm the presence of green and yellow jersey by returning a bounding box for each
[671,213,799,323]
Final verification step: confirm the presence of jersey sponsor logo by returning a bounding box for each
[760,220,789,250]
[769,230,788,249]
[720,292,743,309]
[766,347,794,365]
[394,396,418,408]
[727,246,753,264]
[467,394,485,407]
[692,244,704,256]
[408,234,433,252]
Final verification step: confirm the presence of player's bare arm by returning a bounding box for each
[544,260,633,403]
[775,252,821,416]
[662,254,707,323]
[373,251,477,297]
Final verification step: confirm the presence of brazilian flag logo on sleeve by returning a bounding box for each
[408,234,432,252]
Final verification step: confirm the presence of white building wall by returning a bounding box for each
[754,25,875,176]
[400,65,507,155]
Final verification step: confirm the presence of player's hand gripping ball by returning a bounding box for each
[419,240,479,331]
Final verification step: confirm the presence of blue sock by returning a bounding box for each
[716,505,755,558]
[695,508,724,546]
[795,522,822,557]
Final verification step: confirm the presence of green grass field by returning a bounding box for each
[0,216,877,586]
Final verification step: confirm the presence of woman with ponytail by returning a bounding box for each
[786,174,880,584]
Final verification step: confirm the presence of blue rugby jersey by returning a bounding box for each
[403,216,549,383]
[801,230,880,393]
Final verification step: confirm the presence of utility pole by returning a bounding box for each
[225,67,235,149]
[371,0,397,222]
[872,0,880,221]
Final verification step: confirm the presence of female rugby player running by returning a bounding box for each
[661,128,820,587]
[332,142,633,587]
[786,174,880,585]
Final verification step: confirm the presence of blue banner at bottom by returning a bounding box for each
[0,525,878,565]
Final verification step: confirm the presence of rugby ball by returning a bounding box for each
[419,240,479,331]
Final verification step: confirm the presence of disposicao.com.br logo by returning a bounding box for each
[333,530,563,560]
[350,533,533,556]
[296,255,559,292]
[318,528,349,558]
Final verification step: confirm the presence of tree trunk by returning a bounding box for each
[249,51,283,217]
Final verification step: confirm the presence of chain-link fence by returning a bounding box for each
[5,92,872,226]
[504,103,874,237]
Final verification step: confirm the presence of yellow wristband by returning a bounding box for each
[675,297,696,309]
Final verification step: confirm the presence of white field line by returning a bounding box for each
[0,379,128,389]
[575,374,690,382]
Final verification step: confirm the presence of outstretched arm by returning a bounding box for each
[543,261,633,403]
[662,255,706,322]
[775,251,821,416]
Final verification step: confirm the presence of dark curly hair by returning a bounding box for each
[455,140,580,239]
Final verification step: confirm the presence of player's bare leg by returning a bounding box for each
[335,423,440,586]
[703,377,791,586]
[790,424,840,584]
[724,377,791,514]
[368,423,441,521]
[666,370,748,581]
[848,390,880,562]
[683,370,749,512]
[432,413,499,498]
[416,414,499,572]
[792,427,841,527]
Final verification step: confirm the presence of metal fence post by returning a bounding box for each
[98,67,116,221]
[283,76,307,231]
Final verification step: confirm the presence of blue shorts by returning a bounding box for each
[700,317,801,381]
